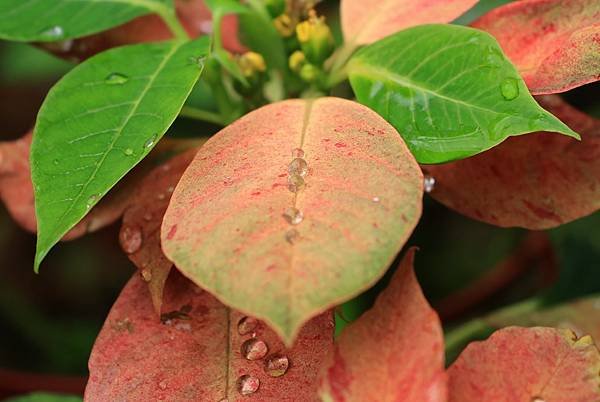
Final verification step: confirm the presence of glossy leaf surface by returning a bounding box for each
[448,327,600,402]
[0,0,173,42]
[473,0,600,94]
[31,37,209,271]
[426,96,599,229]
[86,271,333,401]
[341,0,477,45]
[318,249,446,402]
[162,98,423,344]
[348,24,579,163]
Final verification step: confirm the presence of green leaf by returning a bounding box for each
[0,0,174,42]
[4,393,82,402]
[161,98,423,344]
[348,24,579,163]
[32,37,209,271]
[204,0,248,14]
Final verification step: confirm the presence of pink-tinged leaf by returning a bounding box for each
[341,0,477,45]
[161,97,423,344]
[318,248,447,402]
[425,95,600,229]
[472,0,600,94]
[120,147,200,314]
[448,327,600,402]
[85,271,333,401]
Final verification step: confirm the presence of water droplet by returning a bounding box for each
[86,194,99,208]
[39,26,64,40]
[287,174,305,192]
[423,175,435,193]
[124,148,134,156]
[158,380,167,390]
[141,269,152,282]
[285,229,299,244]
[105,73,129,85]
[120,225,143,254]
[264,355,289,377]
[238,316,258,335]
[372,196,380,203]
[237,375,259,395]
[291,148,305,158]
[52,159,60,165]
[112,317,133,333]
[167,185,174,193]
[144,134,158,149]
[500,78,519,100]
[288,158,308,177]
[241,338,268,360]
[283,207,303,225]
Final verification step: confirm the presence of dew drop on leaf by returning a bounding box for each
[500,78,519,100]
[105,73,129,85]
[140,269,152,282]
[39,26,64,40]
[283,207,304,225]
[124,148,134,156]
[52,159,59,165]
[237,375,260,395]
[264,355,290,377]
[86,194,99,208]
[288,158,308,177]
[285,228,299,244]
[291,148,305,158]
[287,174,305,192]
[423,175,435,193]
[120,225,143,254]
[237,316,258,335]
[372,196,380,203]
[144,134,158,149]
[241,338,268,360]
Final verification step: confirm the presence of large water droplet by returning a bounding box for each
[283,207,303,225]
[105,73,129,85]
[288,158,308,177]
[264,355,289,377]
[39,26,64,40]
[285,229,299,244]
[120,225,143,254]
[291,148,305,158]
[237,375,259,395]
[238,316,258,335]
[500,78,519,100]
[141,269,152,282]
[124,148,134,156]
[287,174,305,193]
[241,338,268,360]
[423,175,435,193]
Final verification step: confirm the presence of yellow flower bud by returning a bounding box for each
[295,10,334,65]
[288,50,306,73]
[238,51,267,78]
[274,14,295,37]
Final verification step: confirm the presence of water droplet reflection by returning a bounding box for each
[241,338,268,360]
[288,158,308,177]
[423,176,435,193]
[237,375,260,395]
[264,355,289,377]
[287,174,305,192]
[105,73,129,85]
[283,207,303,225]
[500,78,519,100]
[238,316,258,335]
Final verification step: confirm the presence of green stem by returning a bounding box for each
[179,106,226,125]
[156,7,189,41]
[325,41,359,88]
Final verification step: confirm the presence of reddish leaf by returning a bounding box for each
[318,248,447,402]
[341,0,477,45]
[161,98,423,344]
[425,95,600,229]
[472,0,600,94]
[120,147,200,314]
[86,271,333,401]
[42,0,243,62]
[448,327,600,402]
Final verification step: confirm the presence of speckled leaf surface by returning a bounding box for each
[473,0,600,95]
[120,147,201,314]
[86,271,333,401]
[161,97,423,344]
[0,0,173,42]
[31,37,209,271]
[341,0,477,45]
[425,95,599,229]
[348,24,579,163]
[318,249,447,402]
[448,327,600,402]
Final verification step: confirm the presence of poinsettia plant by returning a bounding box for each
[0,0,599,400]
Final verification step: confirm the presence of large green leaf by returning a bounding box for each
[348,24,579,163]
[161,98,423,344]
[32,37,209,271]
[0,0,174,42]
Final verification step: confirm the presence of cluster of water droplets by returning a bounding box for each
[283,148,308,243]
[423,175,436,193]
[234,316,290,397]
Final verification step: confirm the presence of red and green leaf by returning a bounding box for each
[86,271,333,401]
[425,95,600,229]
[161,98,423,344]
[473,0,600,94]
[318,248,447,402]
[448,327,600,402]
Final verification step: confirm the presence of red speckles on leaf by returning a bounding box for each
[473,0,600,94]
[86,271,333,401]
[426,96,600,229]
[318,248,447,402]
[448,327,600,402]
[334,142,347,148]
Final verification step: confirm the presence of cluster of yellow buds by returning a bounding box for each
[237,51,267,78]
[295,10,334,65]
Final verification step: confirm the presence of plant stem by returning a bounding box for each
[179,106,226,125]
[156,7,189,41]
[325,41,359,88]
